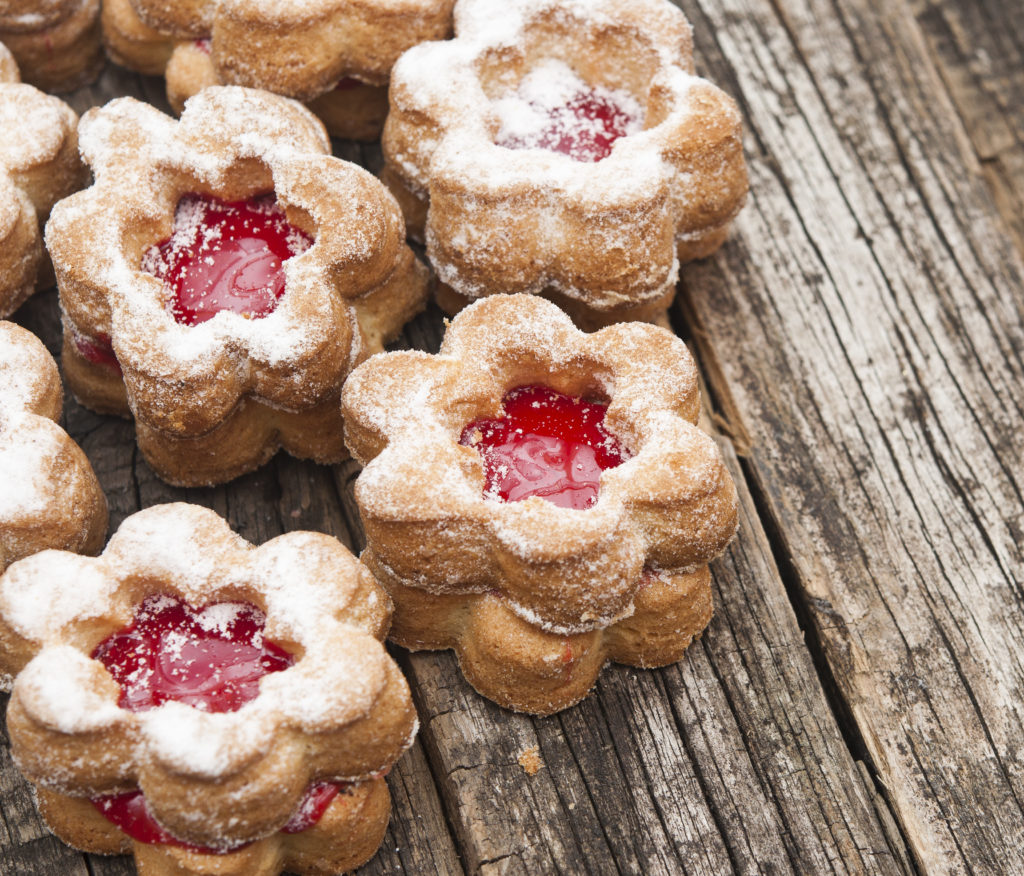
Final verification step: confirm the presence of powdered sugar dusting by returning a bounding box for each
[0,324,105,573]
[383,0,747,311]
[0,83,71,173]
[492,60,643,163]
[17,647,123,733]
[0,548,113,639]
[343,294,738,633]
[0,323,55,414]
[143,700,276,778]
[0,502,416,836]
[0,415,72,519]
[194,601,247,635]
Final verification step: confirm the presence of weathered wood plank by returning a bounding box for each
[0,28,950,874]
[674,0,1024,872]
[346,431,911,875]
[910,0,1024,255]
[337,314,907,874]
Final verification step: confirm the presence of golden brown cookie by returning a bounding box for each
[0,502,418,875]
[382,0,749,329]
[342,294,739,714]
[0,320,106,574]
[101,0,455,140]
[0,0,102,91]
[47,86,429,486]
[0,53,88,316]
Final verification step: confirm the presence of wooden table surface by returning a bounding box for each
[3,0,1023,873]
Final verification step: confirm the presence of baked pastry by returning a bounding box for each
[101,0,455,141]
[381,0,749,329]
[0,0,102,92]
[47,86,429,487]
[0,37,16,80]
[0,502,418,875]
[341,294,739,714]
[0,52,88,316]
[0,320,106,573]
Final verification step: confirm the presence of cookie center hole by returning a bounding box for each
[492,60,644,163]
[460,384,631,510]
[142,193,313,327]
[92,593,293,714]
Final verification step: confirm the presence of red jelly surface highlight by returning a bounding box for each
[92,782,344,853]
[497,89,637,163]
[460,385,629,510]
[144,193,312,327]
[92,593,293,714]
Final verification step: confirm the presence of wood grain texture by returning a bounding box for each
[6,167,904,876]
[382,430,911,875]
[910,0,1024,255]
[2,0,1021,869]
[675,0,1024,872]
[337,307,908,875]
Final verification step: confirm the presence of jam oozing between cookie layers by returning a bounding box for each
[460,385,630,510]
[91,594,342,850]
[93,782,343,854]
[142,193,312,327]
[493,59,643,163]
[71,329,121,375]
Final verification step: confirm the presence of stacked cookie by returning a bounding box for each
[0,0,749,872]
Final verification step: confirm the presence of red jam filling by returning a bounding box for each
[496,89,637,163]
[335,76,361,91]
[90,595,341,850]
[459,385,629,510]
[72,329,122,375]
[91,593,293,714]
[143,193,312,327]
[92,782,344,854]
[282,782,341,833]
[93,791,233,854]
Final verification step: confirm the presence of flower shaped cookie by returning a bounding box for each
[0,321,106,573]
[0,503,418,875]
[342,294,739,714]
[47,86,429,486]
[382,0,749,329]
[101,0,455,140]
[0,50,87,316]
[0,0,102,91]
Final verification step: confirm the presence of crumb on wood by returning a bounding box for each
[518,746,542,776]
